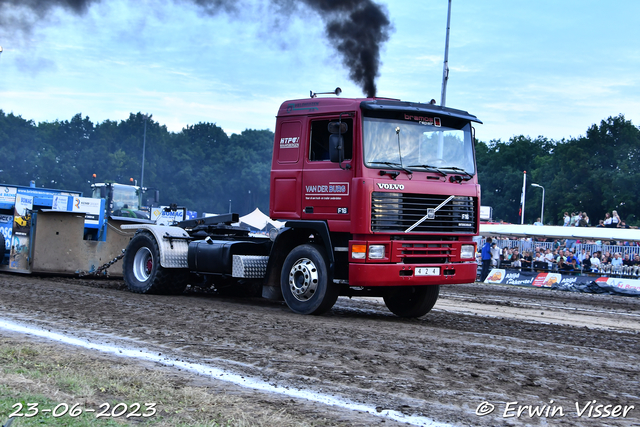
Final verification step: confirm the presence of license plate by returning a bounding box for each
[415,267,440,276]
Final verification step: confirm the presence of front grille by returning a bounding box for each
[399,242,451,264]
[371,192,477,234]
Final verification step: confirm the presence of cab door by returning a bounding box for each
[301,116,354,222]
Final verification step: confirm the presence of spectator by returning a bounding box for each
[577,248,587,263]
[481,237,492,281]
[533,217,543,226]
[544,248,554,262]
[522,250,533,269]
[611,210,621,227]
[570,212,580,227]
[511,249,521,268]
[563,212,570,226]
[557,256,571,271]
[491,242,501,267]
[508,248,515,260]
[581,212,590,226]
[582,252,592,271]
[623,254,633,267]
[611,253,623,268]
[533,247,542,260]
[565,250,579,270]
[542,249,554,268]
[603,212,612,227]
[553,249,562,263]
[590,252,602,272]
[620,220,630,229]
[633,254,640,266]
[596,219,605,227]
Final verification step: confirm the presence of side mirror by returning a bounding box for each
[154,190,160,204]
[329,134,344,163]
[99,187,107,199]
[328,121,348,134]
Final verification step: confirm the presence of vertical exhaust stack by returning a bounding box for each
[2,0,393,98]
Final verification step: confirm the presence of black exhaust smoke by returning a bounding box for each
[0,0,392,97]
[300,0,391,97]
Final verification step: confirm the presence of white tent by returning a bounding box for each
[240,208,284,231]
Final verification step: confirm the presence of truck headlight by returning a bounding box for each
[368,245,385,259]
[460,245,475,259]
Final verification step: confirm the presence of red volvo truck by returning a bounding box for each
[121,95,481,317]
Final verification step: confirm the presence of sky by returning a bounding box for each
[0,0,639,143]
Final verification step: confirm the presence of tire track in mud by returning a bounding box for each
[0,275,639,426]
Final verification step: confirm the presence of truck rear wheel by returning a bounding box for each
[123,231,188,295]
[383,285,439,318]
[280,244,338,315]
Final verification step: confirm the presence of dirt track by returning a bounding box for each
[0,274,639,426]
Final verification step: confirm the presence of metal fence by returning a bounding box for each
[480,239,640,257]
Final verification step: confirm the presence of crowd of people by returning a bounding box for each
[480,242,640,281]
[561,210,632,228]
[478,210,639,281]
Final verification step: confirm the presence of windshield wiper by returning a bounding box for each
[439,166,474,180]
[405,164,447,177]
[369,162,413,178]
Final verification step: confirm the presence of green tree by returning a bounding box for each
[476,135,553,223]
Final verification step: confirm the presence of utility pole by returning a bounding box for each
[440,0,452,107]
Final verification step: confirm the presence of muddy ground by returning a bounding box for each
[0,273,639,426]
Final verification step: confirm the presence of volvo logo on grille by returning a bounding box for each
[427,208,435,219]
[377,183,405,190]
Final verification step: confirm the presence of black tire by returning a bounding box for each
[383,285,440,318]
[122,231,188,295]
[280,244,338,315]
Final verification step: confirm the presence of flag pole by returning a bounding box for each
[520,171,527,224]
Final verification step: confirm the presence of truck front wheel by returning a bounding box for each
[383,285,439,318]
[280,244,338,315]
[123,231,188,295]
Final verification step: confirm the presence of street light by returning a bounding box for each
[531,183,545,225]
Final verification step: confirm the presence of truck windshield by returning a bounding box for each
[363,117,475,175]
[111,185,140,211]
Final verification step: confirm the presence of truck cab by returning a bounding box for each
[270,97,480,308]
[91,182,150,219]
